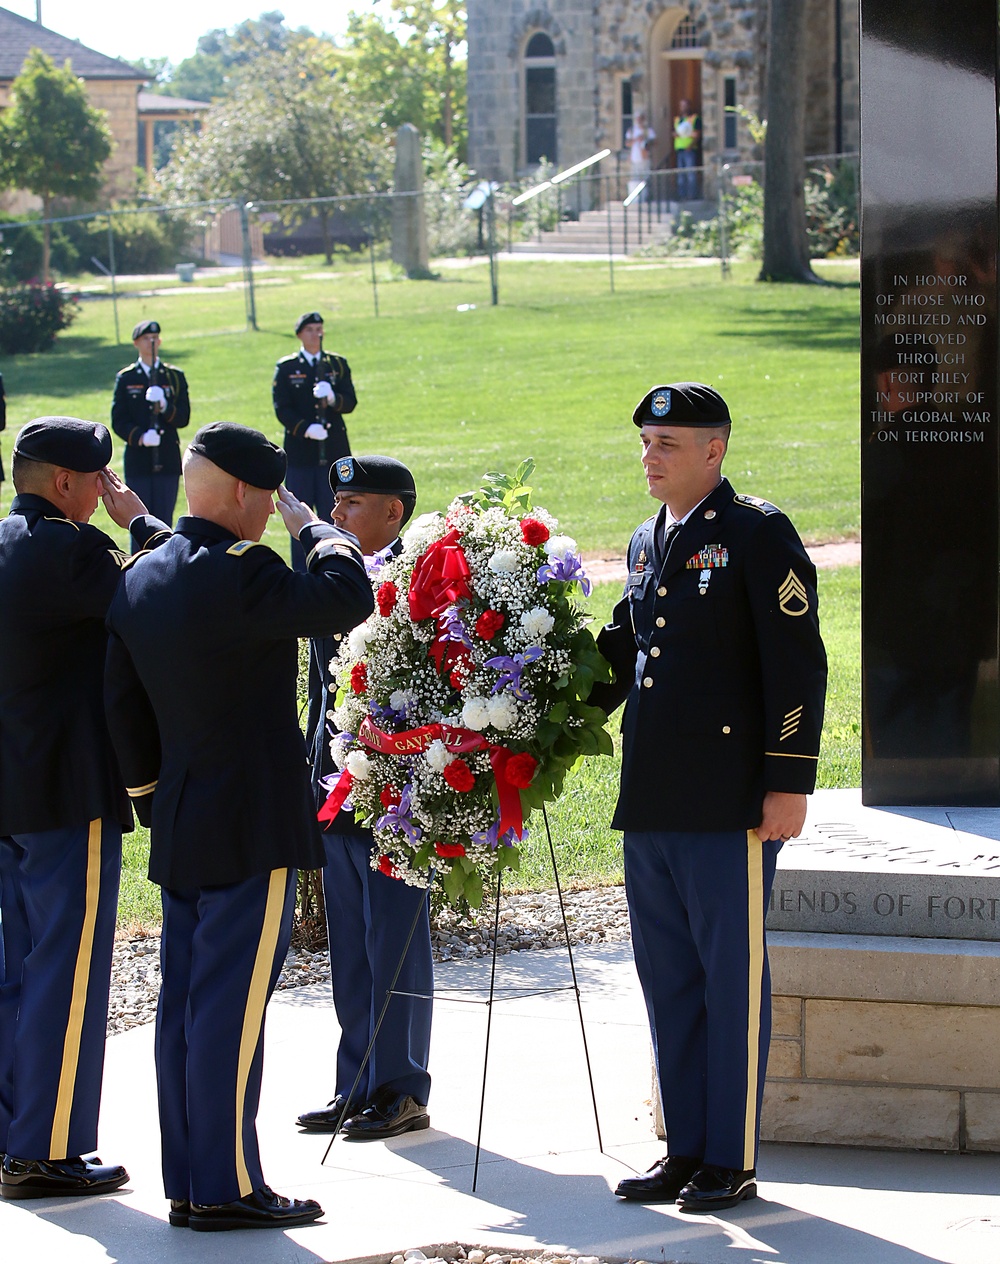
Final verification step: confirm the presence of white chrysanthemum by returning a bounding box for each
[403,512,446,554]
[389,689,416,714]
[461,697,491,731]
[488,549,520,574]
[425,739,453,773]
[520,606,555,639]
[330,732,354,770]
[348,623,372,657]
[487,693,517,731]
[332,703,357,733]
[346,750,371,780]
[545,534,577,560]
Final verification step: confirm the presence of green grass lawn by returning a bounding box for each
[0,254,861,924]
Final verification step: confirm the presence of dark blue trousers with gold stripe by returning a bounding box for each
[0,819,121,1159]
[322,833,433,1105]
[623,829,780,1171]
[156,868,296,1205]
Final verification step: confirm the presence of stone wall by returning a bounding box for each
[762,932,1000,1152]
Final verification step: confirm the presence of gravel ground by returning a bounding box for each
[107,885,632,1036]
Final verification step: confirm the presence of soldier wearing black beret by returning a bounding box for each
[111,319,191,531]
[0,417,169,1200]
[296,455,433,1142]
[272,312,357,570]
[595,384,827,1213]
[105,422,374,1231]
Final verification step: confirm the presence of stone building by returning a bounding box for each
[467,1,859,184]
[0,5,146,209]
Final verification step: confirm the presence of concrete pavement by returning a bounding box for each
[2,941,1000,1263]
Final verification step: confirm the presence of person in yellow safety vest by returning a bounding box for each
[674,99,701,201]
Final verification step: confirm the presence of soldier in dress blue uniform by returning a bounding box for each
[111,320,191,529]
[296,455,434,1142]
[593,384,827,1213]
[0,371,6,484]
[272,311,357,571]
[0,417,168,1200]
[104,422,374,1232]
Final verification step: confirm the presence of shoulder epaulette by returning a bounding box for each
[227,540,262,556]
[42,516,79,531]
[733,493,781,515]
[116,363,136,376]
[276,352,300,366]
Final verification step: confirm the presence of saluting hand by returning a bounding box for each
[276,485,321,539]
[100,468,149,528]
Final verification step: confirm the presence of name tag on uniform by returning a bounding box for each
[685,545,728,570]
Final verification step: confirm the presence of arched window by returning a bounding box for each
[524,32,556,165]
[671,17,700,50]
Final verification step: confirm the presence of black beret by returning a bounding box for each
[330,454,416,500]
[188,422,286,490]
[14,417,112,472]
[295,311,324,334]
[132,319,161,340]
[632,382,732,427]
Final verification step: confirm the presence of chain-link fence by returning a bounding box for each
[0,150,859,341]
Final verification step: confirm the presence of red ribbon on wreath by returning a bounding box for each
[408,529,474,682]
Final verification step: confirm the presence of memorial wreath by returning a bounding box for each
[320,461,613,906]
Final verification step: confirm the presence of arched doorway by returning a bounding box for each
[649,8,704,196]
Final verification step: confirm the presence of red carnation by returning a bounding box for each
[434,841,466,858]
[380,784,401,809]
[443,760,476,792]
[521,517,550,547]
[475,609,505,641]
[378,855,399,879]
[505,752,538,789]
[376,581,398,616]
[350,662,368,694]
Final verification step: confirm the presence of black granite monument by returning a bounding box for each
[861,1,1000,804]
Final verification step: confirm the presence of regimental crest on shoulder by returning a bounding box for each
[650,390,671,418]
[778,569,810,616]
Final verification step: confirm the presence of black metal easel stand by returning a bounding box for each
[321,806,604,1190]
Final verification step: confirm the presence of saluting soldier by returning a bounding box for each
[111,319,191,528]
[272,311,357,570]
[594,384,827,1213]
[296,456,433,1142]
[104,423,374,1232]
[0,417,168,1200]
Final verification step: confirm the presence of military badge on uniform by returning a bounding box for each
[685,546,728,570]
[781,705,803,740]
[778,569,810,616]
[635,548,646,574]
[337,457,355,483]
[650,390,672,417]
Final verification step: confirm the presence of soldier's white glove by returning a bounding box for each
[313,380,335,402]
[304,422,327,440]
[139,429,162,447]
[145,385,166,406]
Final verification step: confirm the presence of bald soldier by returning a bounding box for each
[594,384,826,1213]
[105,423,373,1231]
[0,418,168,1200]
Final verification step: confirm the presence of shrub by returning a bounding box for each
[0,282,79,353]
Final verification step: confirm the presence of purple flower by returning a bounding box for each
[441,602,474,649]
[376,782,422,845]
[484,646,544,700]
[537,554,592,596]
[471,820,529,850]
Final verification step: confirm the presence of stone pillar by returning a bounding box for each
[860,1,1000,804]
[391,123,429,277]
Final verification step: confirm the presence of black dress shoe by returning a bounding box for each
[168,1198,190,1227]
[0,1154,129,1200]
[188,1185,323,1232]
[295,1094,367,1133]
[614,1153,701,1202]
[677,1164,757,1212]
[340,1089,429,1140]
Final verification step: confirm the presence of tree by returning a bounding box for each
[758,0,819,283]
[343,2,467,157]
[159,41,391,263]
[0,49,112,282]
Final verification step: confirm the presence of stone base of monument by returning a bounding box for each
[654,790,1000,1151]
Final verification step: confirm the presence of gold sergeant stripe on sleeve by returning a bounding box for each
[304,540,363,569]
[126,780,158,797]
